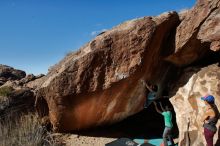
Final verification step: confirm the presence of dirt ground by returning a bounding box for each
[54,133,116,146]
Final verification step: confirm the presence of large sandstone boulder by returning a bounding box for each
[166,0,220,66]
[170,64,220,146]
[36,12,180,131]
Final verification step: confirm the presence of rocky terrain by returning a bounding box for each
[1,0,220,145]
[0,65,43,118]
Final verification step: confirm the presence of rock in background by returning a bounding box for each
[0,65,44,119]
[0,64,26,86]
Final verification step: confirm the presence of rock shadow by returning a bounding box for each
[73,99,178,140]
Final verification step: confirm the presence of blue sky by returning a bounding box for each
[0,0,196,75]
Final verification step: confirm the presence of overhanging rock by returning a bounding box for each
[36,12,180,132]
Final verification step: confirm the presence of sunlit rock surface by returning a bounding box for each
[36,12,180,132]
[166,0,220,66]
[170,64,220,146]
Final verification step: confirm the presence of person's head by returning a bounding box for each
[165,105,172,111]
[201,95,215,105]
[151,85,158,92]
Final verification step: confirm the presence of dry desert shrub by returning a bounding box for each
[0,113,61,146]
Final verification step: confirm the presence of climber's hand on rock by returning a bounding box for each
[141,79,146,85]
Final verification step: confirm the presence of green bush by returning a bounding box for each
[0,86,14,97]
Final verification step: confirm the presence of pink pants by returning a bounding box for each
[204,128,216,146]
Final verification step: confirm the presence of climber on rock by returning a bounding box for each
[141,80,158,108]
[201,95,219,146]
[153,101,175,146]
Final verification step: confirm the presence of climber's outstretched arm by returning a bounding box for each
[141,80,153,92]
[153,102,162,114]
[159,102,165,112]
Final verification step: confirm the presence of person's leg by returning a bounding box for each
[167,132,175,145]
[165,127,175,146]
[163,127,169,146]
[204,128,215,146]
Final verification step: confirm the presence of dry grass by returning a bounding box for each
[0,113,61,146]
[0,86,14,97]
[0,86,63,146]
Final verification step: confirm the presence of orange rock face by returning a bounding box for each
[36,12,180,132]
[166,0,220,66]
